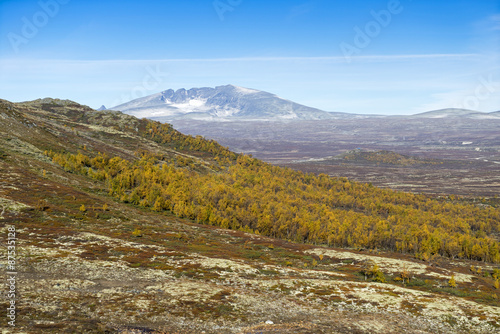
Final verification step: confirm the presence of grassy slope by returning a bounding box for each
[0,99,499,333]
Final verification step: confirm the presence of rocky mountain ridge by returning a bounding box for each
[111,84,357,121]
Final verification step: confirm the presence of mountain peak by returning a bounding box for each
[111,85,342,121]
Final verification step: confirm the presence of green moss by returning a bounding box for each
[407,278,431,288]
[241,249,264,260]
[259,269,279,276]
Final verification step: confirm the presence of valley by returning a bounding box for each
[171,117,500,197]
[0,99,499,333]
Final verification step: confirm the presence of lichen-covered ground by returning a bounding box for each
[1,200,500,333]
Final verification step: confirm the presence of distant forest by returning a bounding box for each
[46,120,500,263]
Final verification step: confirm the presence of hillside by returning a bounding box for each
[1,98,500,333]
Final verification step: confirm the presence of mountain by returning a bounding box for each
[411,108,500,119]
[111,84,354,121]
[97,105,107,111]
[110,85,499,122]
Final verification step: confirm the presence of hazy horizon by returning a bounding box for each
[1,0,499,115]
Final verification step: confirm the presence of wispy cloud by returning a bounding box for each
[489,14,500,30]
[0,53,495,114]
[417,68,500,112]
[287,1,316,20]
[0,53,482,65]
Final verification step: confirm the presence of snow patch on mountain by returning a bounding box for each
[233,86,259,95]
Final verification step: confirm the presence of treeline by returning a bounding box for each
[45,149,500,263]
[144,122,237,161]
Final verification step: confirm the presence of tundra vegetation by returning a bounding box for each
[0,98,499,333]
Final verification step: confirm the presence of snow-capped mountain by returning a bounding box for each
[110,85,351,121]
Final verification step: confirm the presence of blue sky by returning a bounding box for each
[1,0,499,114]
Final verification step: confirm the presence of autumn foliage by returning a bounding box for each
[45,122,500,264]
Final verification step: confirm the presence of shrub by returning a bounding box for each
[448,275,457,288]
[361,261,386,283]
[132,228,142,237]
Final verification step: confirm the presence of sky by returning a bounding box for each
[0,0,499,115]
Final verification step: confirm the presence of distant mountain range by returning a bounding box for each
[409,108,500,119]
[111,85,359,121]
[109,85,500,121]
